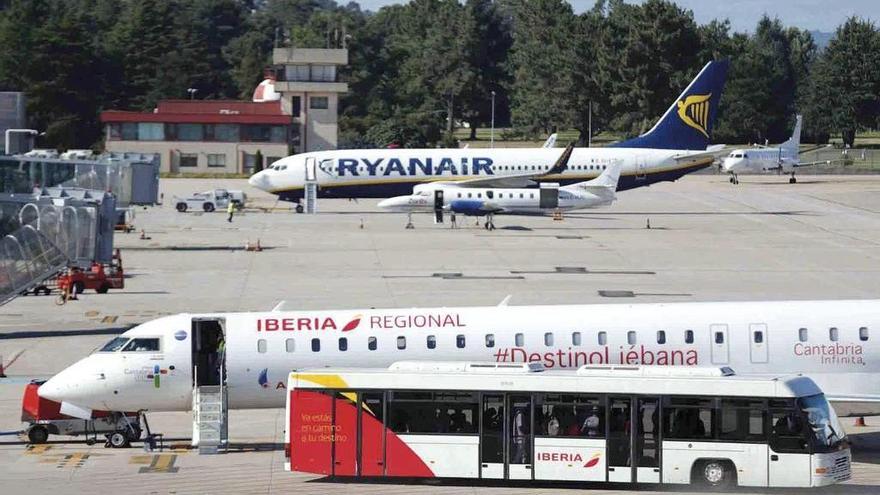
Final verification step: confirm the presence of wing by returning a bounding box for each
[440,143,574,188]
[672,144,729,165]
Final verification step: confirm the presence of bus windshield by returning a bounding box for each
[799,394,846,452]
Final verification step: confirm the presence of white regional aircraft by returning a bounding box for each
[377,144,621,230]
[248,60,730,210]
[38,299,880,418]
[721,115,836,184]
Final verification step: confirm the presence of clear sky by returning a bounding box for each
[353,0,878,33]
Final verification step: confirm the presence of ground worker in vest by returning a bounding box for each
[227,201,235,222]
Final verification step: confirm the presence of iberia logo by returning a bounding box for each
[146,365,167,388]
[342,314,362,332]
[584,452,601,468]
[677,93,711,138]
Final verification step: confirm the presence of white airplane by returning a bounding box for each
[721,115,837,184]
[248,60,730,209]
[38,299,880,418]
[377,144,621,230]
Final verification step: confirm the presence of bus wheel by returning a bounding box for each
[698,460,735,488]
[27,425,49,444]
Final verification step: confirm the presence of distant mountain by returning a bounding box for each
[810,30,834,50]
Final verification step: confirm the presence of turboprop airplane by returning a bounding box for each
[248,60,729,210]
[377,144,621,230]
[721,115,840,184]
[39,299,880,418]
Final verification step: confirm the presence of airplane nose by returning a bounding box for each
[37,374,67,402]
[248,171,263,188]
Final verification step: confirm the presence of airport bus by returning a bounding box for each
[285,362,851,488]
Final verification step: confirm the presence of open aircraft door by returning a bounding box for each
[434,190,444,223]
[539,184,559,209]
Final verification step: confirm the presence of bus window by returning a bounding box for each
[829,327,839,342]
[685,329,694,344]
[485,334,495,348]
[799,328,808,342]
[387,391,478,434]
[572,332,582,346]
[285,338,295,353]
[311,338,320,352]
[515,333,524,347]
[397,336,406,350]
[860,327,869,341]
[719,399,766,441]
[538,393,604,438]
[657,330,666,344]
[338,337,347,351]
[368,336,377,351]
[427,335,436,349]
[770,409,809,453]
[598,331,607,346]
[544,332,554,346]
[627,331,636,345]
[664,397,713,441]
[257,339,267,353]
[456,335,466,348]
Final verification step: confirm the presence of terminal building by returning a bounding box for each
[100,48,348,174]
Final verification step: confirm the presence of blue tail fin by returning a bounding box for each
[611,59,730,150]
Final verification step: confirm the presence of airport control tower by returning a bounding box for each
[271,47,348,153]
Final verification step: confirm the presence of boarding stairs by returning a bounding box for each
[193,383,228,454]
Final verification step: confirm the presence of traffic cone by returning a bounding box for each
[0,356,6,378]
[854,416,867,427]
[255,239,262,252]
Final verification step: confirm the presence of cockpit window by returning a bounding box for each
[99,337,129,352]
[122,338,161,352]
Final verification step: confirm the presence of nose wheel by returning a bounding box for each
[484,214,496,231]
[729,174,739,185]
[789,173,797,184]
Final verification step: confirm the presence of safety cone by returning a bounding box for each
[854,416,867,427]
[553,209,563,221]
[0,356,6,378]
[255,239,263,252]
[139,229,146,239]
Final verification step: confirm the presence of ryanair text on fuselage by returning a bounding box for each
[333,157,494,177]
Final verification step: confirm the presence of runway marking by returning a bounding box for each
[135,454,179,473]
[25,444,53,455]
[54,453,89,469]
[84,311,100,317]
[101,316,118,324]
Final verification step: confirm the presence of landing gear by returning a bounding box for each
[405,212,415,229]
[789,173,797,184]
[729,174,739,185]
[295,203,304,214]
[484,214,496,231]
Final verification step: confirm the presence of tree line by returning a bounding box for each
[0,0,878,150]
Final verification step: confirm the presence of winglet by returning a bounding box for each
[542,133,558,148]
[498,295,512,307]
[272,300,286,312]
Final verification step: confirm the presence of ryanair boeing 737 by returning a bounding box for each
[249,60,730,210]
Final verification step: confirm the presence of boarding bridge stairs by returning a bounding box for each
[193,384,228,454]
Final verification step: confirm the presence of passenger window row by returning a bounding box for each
[797,326,869,343]
[256,325,870,353]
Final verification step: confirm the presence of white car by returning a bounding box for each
[173,189,246,213]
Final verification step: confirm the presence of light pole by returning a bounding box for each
[187,88,198,100]
[490,90,496,148]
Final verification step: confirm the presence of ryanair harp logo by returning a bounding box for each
[677,93,712,138]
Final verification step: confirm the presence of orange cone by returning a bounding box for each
[0,356,6,378]
[854,417,867,427]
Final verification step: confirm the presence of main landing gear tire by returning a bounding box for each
[295,204,304,214]
[107,431,130,449]
[789,177,797,184]
[697,460,735,489]
[176,203,188,212]
[27,425,49,444]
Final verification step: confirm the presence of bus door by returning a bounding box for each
[332,392,358,476]
[607,396,633,482]
[635,397,661,483]
[359,392,385,476]
[480,394,504,479]
[480,393,533,480]
[507,394,533,480]
[710,324,729,364]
